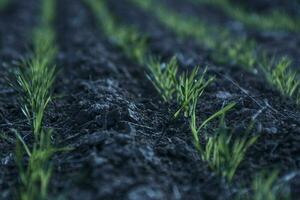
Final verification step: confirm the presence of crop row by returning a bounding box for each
[130,0,300,105]
[83,0,291,199]
[1,0,295,199]
[9,0,58,199]
[191,0,300,32]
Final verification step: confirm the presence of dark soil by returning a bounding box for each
[0,0,300,200]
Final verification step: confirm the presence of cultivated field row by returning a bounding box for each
[0,0,299,199]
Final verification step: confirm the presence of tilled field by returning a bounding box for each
[0,0,300,200]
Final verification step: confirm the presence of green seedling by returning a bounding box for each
[14,130,72,200]
[190,100,257,182]
[146,56,178,102]
[236,170,291,200]
[130,0,257,71]
[130,0,217,48]
[131,0,300,105]
[10,0,57,199]
[214,38,256,70]
[192,0,300,32]
[41,0,55,25]
[174,67,214,118]
[201,118,258,182]
[84,0,147,64]
[132,0,257,70]
[85,0,263,188]
[14,130,53,200]
[106,23,147,64]
[260,56,300,104]
[190,103,235,154]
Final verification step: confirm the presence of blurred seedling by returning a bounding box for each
[214,38,256,71]
[260,56,300,104]
[84,0,147,64]
[146,56,178,102]
[236,170,291,200]
[192,0,300,32]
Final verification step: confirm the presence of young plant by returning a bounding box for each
[130,0,217,48]
[190,102,235,153]
[174,67,214,118]
[214,38,256,71]
[201,118,258,182]
[11,0,57,199]
[84,0,147,64]
[190,100,257,182]
[146,56,178,102]
[237,171,291,200]
[15,47,56,141]
[260,56,300,104]
[14,130,54,200]
[131,0,258,72]
[131,0,300,105]
[192,0,300,32]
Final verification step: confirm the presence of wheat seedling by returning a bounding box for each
[236,170,291,200]
[201,118,258,182]
[190,101,257,182]
[146,56,178,102]
[11,0,58,199]
[260,56,300,104]
[174,67,214,118]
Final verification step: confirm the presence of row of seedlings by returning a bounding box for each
[149,58,257,184]
[128,0,294,198]
[81,0,281,199]
[130,0,300,105]
[11,0,59,199]
[191,0,300,32]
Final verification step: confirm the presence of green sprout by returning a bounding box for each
[192,0,300,32]
[237,170,291,200]
[174,67,214,118]
[15,46,56,140]
[251,171,290,200]
[213,38,256,71]
[14,130,54,200]
[146,56,178,102]
[190,102,257,182]
[131,0,300,105]
[132,0,258,71]
[260,56,300,104]
[85,0,261,186]
[14,129,71,200]
[201,119,257,182]
[189,103,235,152]
[130,0,256,71]
[130,0,217,48]
[84,0,147,64]
[10,0,58,199]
